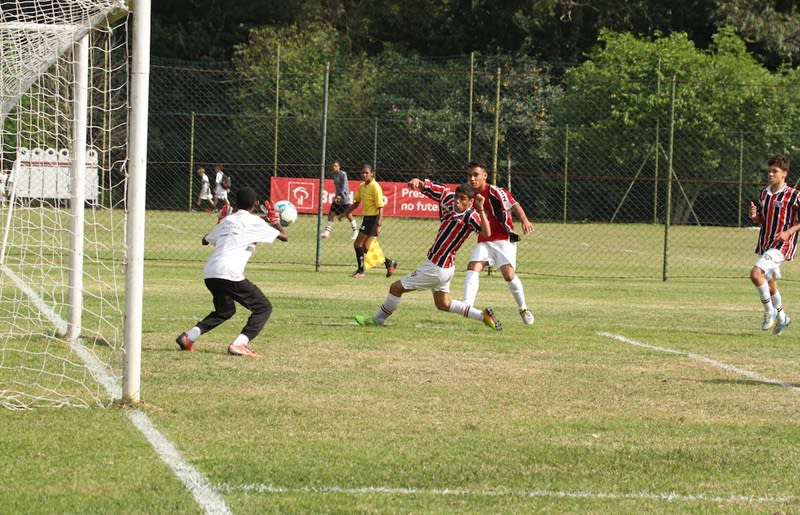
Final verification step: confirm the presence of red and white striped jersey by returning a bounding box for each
[477,183,520,243]
[755,184,800,260]
[421,180,483,268]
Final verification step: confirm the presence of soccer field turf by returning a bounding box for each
[2,261,800,513]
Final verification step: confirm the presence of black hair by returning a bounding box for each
[767,153,790,173]
[455,183,475,197]
[234,187,257,210]
[467,160,488,172]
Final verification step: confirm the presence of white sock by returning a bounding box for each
[771,291,786,321]
[757,282,774,313]
[448,299,483,321]
[325,221,333,231]
[187,326,201,341]
[507,275,527,310]
[350,220,358,231]
[375,293,401,323]
[463,270,480,306]
[232,334,250,346]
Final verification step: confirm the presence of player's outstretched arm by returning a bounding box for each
[512,203,534,235]
[407,178,423,190]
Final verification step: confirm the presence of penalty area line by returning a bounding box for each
[597,331,800,393]
[219,483,800,505]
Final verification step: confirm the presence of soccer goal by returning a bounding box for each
[0,1,149,409]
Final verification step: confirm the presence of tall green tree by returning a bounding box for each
[713,0,800,67]
[552,27,799,223]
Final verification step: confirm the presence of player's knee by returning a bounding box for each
[389,281,405,296]
[218,306,236,320]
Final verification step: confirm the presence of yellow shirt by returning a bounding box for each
[355,180,384,216]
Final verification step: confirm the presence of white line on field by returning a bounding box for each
[3,260,230,515]
[220,483,799,504]
[160,223,186,233]
[127,411,231,514]
[596,331,800,393]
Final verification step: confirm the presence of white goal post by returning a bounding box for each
[0,0,150,408]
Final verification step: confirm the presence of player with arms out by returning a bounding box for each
[355,179,502,330]
[463,160,535,325]
[340,164,397,278]
[175,187,287,357]
[320,160,358,240]
[748,152,800,335]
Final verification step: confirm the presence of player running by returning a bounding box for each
[749,152,800,335]
[355,179,502,330]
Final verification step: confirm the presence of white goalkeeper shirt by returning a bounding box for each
[203,209,280,281]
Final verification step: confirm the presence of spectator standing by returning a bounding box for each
[213,164,229,209]
[194,166,214,211]
[321,160,358,240]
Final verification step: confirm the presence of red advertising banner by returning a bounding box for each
[269,177,458,219]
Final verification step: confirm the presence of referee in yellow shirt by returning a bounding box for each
[340,164,398,278]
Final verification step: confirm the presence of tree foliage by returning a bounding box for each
[553,27,800,222]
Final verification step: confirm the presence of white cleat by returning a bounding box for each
[519,308,534,325]
[762,310,777,331]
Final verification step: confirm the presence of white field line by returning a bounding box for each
[215,333,800,505]
[1,263,229,514]
[221,483,800,505]
[597,331,800,393]
[2,265,68,335]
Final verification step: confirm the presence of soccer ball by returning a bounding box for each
[274,200,298,227]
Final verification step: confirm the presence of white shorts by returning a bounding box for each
[198,185,212,200]
[400,260,455,293]
[467,239,517,269]
[755,248,785,281]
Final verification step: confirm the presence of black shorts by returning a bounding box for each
[330,201,350,216]
[360,215,380,237]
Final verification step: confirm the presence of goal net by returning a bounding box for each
[0,1,131,409]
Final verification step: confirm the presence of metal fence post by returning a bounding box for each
[273,44,281,177]
[662,75,676,281]
[653,61,661,224]
[188,111,195,210]
[316,62,330,271]
[468,52,474,162]
[737,131,744,228]
[563,125,569,224]
[492,67,501,184]
[373,117,378,171]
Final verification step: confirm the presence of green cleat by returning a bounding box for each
[482,307,502,331]
[355,314,377,326]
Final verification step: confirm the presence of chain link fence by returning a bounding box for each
[144,55,800,279]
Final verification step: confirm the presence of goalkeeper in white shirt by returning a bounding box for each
[175,187,287,358]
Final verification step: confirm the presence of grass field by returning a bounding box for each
[3,250,800,512]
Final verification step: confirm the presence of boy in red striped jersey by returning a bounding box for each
[748,153,800,335]
[355,180,502,330]
[463,160,535,325]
